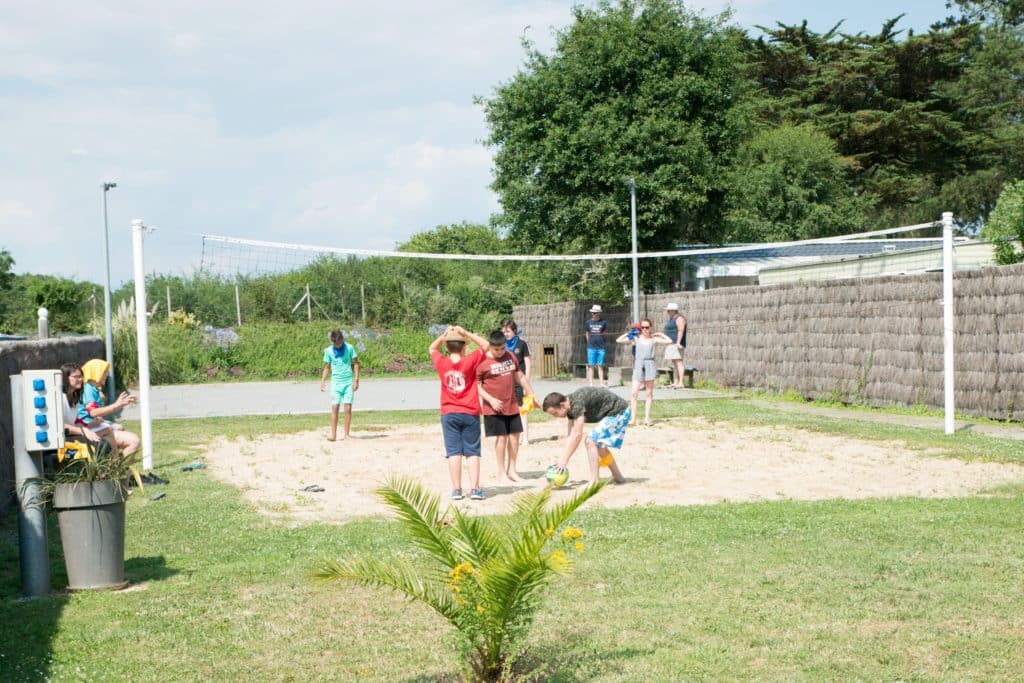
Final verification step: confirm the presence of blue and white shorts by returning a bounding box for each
[587,409,631,449]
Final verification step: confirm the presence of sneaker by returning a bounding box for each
[470,489,486,501]
[142,473,170,486]
[451,489,464,501]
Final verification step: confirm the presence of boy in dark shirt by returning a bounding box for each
[542,387,628,484]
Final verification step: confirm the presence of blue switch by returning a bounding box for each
[32,378,45,391]
[35,431,48,444]
[33,396,46,409]
[34,414,47,426]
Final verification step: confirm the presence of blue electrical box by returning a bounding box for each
[21,370,65,451]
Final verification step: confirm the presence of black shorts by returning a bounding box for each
[483,413,524,437]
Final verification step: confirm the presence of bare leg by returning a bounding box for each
[328,404,339,441]
[584,439,601,481]
[115,430,140,457]
[342,403,353,439]
[601,447,626,483]
[672,359,685,388]
[597,365,606,387]
[506,434,523,481]
[644,380,655,424]
[629,380,641,426]
[494,435,509,481]
[448,455,464,491]
[468,455,481,491]
[587,364,594,386]
[520,412,529,444]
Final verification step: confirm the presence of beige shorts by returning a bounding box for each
[664,344,684,361]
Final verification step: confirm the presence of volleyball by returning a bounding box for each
[598,453,614,468]
[545,465,569,487]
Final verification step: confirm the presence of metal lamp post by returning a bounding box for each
[629,178,640,322]
[102,182,117,401]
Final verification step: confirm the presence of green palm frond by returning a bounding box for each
[537,480,606,541]
[375,475,458,567]
[313,556,459,621]
[477,559,556,658]
[447,507,504,567]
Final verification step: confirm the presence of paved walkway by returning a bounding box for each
[121,378,1024,441]
[121,377,719,419]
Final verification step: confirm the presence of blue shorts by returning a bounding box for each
[588,409,631,449]
[587,348,606,366]
[441,413,481,457]
[329,383,354,405]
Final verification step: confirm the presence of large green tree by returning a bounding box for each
[982,178,1024,263]
[723,124,870,241]
[483,0,747,293]
[745,18,979,228]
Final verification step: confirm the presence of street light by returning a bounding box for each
[102,181,117,402]
[629,178,639,322]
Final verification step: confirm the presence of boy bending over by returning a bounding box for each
[542,387,628,484]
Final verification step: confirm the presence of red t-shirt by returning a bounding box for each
[476,350,520,416]
[431,348,486,415]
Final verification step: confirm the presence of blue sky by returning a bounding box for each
[1,0,954,286]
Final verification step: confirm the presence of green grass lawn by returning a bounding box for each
[2,400,1023,681]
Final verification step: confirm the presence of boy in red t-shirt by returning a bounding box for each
[477,329,537,484]
[429,325,490,501]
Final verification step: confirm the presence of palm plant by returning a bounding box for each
[313,475,606,682]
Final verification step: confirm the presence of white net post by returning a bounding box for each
[132,219,154,471]
[942,211,955,435]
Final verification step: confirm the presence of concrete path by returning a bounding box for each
[121,377,719,419]
[121,378,1024,442]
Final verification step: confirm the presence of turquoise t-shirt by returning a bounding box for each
[78,383,104,423]
[323,343,357,385]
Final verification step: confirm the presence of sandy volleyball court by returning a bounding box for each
[200,417,1024,523]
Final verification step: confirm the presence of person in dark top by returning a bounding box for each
[501,319,532,443]
[542,387,628,484]
[584,304,608,387]
[663,303,688,389]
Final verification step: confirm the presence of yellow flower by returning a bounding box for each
[544,527,554,537]
[560,526,584,541]
[476,604,485,614]
[574,542,585,552]
[448,561,474,591]
[549,550,568,568]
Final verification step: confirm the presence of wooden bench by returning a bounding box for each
[658,365,698,388]
[577,364,697,388]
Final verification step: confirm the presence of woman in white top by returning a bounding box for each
[616,319,673,426]
[60,363,101,444]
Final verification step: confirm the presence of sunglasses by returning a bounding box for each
[640,325,651,329]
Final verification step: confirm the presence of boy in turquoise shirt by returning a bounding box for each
[320,329,360,441]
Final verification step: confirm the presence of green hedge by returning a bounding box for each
[114,322,437,386]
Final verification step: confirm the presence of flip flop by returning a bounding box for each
[180,463,206,471]
[301,484,325,493]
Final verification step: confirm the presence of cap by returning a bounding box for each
[665,303,679,311]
